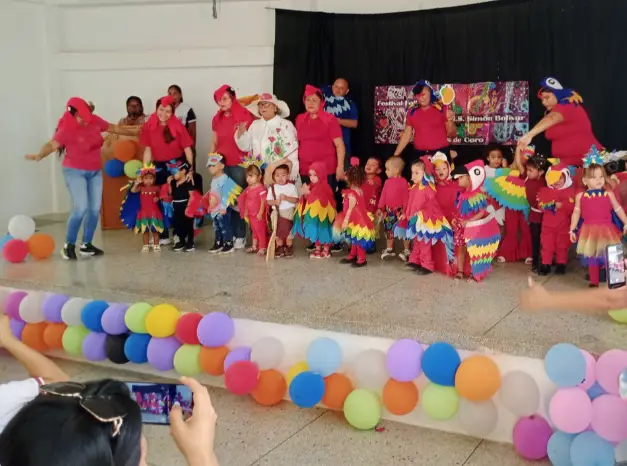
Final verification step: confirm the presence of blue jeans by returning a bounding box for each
[63,167,102,244]
[224,166,247,239]
[213,210,233,244]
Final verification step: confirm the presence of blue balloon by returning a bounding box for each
[0,234,13,251]
[547,431,575,466]
[544,343,586,387]
[570,432,614,466]
[104,159,125,178]
[289,371,325,408]
[124,333,152,364]
[306,337,342,377]
[587,382,606,401]
[422,342,461,386]
[81,300,109,332]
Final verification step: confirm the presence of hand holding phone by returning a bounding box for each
[126,382,194,425]
[606,244,626,289]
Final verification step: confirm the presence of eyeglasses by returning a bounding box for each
[41,382,128,438]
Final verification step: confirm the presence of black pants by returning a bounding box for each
[530,222,541,270]
[173,201,194,247]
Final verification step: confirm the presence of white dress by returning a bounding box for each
[234,115,299,181]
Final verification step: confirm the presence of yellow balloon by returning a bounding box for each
[286,361,308,386]
[145,304,180,338]
[609,309,627,323]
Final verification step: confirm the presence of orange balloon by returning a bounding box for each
[113,139,137,163]
[21,323,48,352]
[382,379,419,415]
[43,323,67,349]
[251,369,286,406]
[199,346,230,376]
[27,233,55,260]
[455,355,501,402]
[322,373,353,410]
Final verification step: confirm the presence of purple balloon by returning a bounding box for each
[9,318,26,339]
[42,294,69,323]
[4,291,27,321]
[197,312,234,348]
[513,415,552,460]
[386,339,424,382]
[224,346,252,372]
[147,337,181,371]
[82,332,108,361]
[101,304,129,335]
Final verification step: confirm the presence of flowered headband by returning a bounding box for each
[238,152,267,170]
[207,153,225,167]
[138,163,158,177]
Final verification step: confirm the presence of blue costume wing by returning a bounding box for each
[120,189,140,231]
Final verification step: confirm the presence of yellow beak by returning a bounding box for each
[546,170,561,186]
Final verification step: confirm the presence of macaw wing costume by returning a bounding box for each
[302,184,337,244]
[158,184,173,229]
[120,184,140,231]
[407,212,454,261]
[483,170,529,219]
[291,199,306,238]
[464,215,501,281]
[332,190,376,249]
[537,187,557,214]
[457,191,489,219]
[218,177,243,210]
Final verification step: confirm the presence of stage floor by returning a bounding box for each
[1,214,625,359]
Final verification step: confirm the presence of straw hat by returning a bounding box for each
[247,93,290,118]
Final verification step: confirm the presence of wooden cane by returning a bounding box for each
[266,208,278,262]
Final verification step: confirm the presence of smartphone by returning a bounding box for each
[126,382,193,425]
[606,244,626,289]
[620,369,627,400]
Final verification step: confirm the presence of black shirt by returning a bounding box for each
[171,180,194,201]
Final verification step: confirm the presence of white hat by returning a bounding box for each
[247,93,290,118]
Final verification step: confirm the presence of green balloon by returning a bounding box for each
[125,302,152,333]
[173,344,202,376]
[422,383,459,421]
[343,389,381,430]
[62,325,90,357]
[124,160,143,179]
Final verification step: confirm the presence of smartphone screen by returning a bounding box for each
[126,382,193,425]
[606,244,626,289]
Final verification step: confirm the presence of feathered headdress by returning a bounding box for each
[538,77,583,106]
[238,152,267,170]
[138,163,158,177]
[207,153,225,167]
[583,145,606,168]
[408,80,442,115]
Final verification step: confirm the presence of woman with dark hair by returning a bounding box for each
[26,97,139,260]
[119,96,147,126]
[393,80,457,173]
[168,85,197,149]
[210,84,255,249]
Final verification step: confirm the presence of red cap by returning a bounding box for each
[66,97,92,123]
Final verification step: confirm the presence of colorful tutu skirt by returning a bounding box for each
[333,213,376,249]
[292,200,336,245]
[407,212,454,261]
[463,214,501,281]
[135,211,164,234]
[576,223,622,266]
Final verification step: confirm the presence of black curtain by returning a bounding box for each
[273,0,627,164]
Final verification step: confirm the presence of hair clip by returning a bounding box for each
[350,157,360,167]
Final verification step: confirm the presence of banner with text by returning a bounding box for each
[374,81,529,145]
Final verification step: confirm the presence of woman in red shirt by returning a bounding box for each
[26,97,138,260]
[210,85,255,249]
[393,80,457,177]
[518,77,601,170]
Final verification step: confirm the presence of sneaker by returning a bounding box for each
[80,243,104,256]
[417,268,433,275]
[220,242,234,254]
[331,243,344,253]
[351,261,367,268]
[310,250,321,259]
[141,245,150,253]
[405,262,421,270]
[185,245,195,252]
[380,248,396,260]
[209,242,223,254]
[61,243,77,260]
[398,249,411,262]
[234,238,246,250]
[339,257,357,264]
[538,265,551,276]
[525,257,533,265]
[173,242,186,252]
[283,246,294,259]
[495,256,506,263]
[320,249,331,259]
[153,244,161,252]
[554,264,566,275]
[275,246,285,258]
[159,237,172,246]
[306,243,316,252]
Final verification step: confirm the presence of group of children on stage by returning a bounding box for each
[120,144,627,286]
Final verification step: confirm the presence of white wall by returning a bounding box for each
[0,0,54,227]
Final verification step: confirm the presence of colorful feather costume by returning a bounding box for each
[333,189,376,250]
[291,162,336,245]
[119,164,165,234]
[576,189,623,266]
[483,169,529,219]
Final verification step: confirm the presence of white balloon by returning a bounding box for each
[250,337,285,370]
[352,349,388,392]
[458,399,498,437]
[18,292,45,323]
[61,298,87,326]
[7,215,36,241]
[500,371,541,417]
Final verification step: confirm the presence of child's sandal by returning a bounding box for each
[454,271,464,281]
[257,248,267,256]
[246,247,259,254]
[141,245,150,253]
[153,245,161,252]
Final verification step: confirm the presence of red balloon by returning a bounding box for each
[225,361,259,396]
[3,239,29,263]
[175,313,203,345]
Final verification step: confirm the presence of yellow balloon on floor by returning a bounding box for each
[145,304,180,338]
[286,361,308,386]
[608,309,627,323]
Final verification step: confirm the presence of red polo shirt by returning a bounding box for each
[296,113,342,175]
[545,104,601,167]
[406,106,449,151]
[54,115,109,171]
[212,112,254,167]
[140,125,193,163]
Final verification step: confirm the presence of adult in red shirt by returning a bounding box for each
[393,80,457,178]
[26,97,138,260]
[210,85,255,248]
[518,77,601,169]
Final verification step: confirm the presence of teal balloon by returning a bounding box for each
[306,337,342,377]
[343,389,381,430]
[547,431,575,466]
[544,343,586,387]
[570,432,614,466]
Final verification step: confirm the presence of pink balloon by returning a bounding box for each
[591,395,627,443]
[549,388,592,434]
[578,350,596,390]
[596,349,627,395]
[513,415,552,460]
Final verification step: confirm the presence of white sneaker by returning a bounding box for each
[496,256,506,263]
[234,238,246,250]
[381,248,396,260]
[398,249,411,262]
[159,238,171,246]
